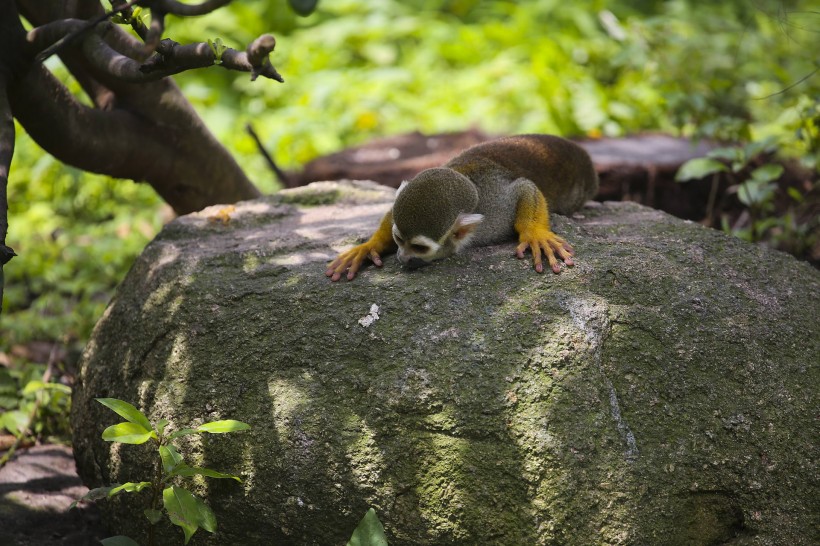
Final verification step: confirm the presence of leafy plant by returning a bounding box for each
[0,363,71,467]
[72,398,250,545]
[675,137,818,251]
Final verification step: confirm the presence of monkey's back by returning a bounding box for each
[446,134,598,215]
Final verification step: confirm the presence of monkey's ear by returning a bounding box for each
[453,213,484,241]
[396,181,409,197]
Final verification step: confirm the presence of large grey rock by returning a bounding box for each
[72,181,819,545]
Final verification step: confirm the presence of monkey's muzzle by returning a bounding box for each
[402,257,430,270]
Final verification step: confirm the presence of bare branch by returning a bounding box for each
[143,37,285,82]
[246,123,292,187]
[244,34,282,82]
[27,18,87,56]
[28,19,282,84]
[144,9,166,56]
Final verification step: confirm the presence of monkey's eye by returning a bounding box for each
[394,234,405,244]
[410,244,429,254]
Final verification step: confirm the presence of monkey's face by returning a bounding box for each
[392,212,484,270]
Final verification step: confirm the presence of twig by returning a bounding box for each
[34,0,141,63]
[246,123,291,186]
[753,66,819,100]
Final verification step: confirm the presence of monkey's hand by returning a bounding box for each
[515,226,575,274]
[513,185,575,274]
[326,242,386,281]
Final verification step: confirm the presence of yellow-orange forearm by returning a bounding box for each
[514,190,574,274]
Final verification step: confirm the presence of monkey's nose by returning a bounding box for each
[405,257,428,270]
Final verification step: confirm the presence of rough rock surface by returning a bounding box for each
[71,181,819,545]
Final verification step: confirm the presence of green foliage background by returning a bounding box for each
[2,0,818,359]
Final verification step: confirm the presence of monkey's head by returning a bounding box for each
[391,168,484,269]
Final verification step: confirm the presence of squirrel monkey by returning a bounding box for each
[326,134,598,281]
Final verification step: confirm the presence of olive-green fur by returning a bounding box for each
[393,168,478,241]
[448,134,598,216]
[392,135,598,248]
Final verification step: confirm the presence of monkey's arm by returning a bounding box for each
[513,182,575,274]
[326,210,397,281]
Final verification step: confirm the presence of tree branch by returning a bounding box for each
[143,36,284,82]
[31,0,141,63]
[0,85,14,261]
[144,8,166,56]
[11,0,270,216]
[27,19,283,83]
[0,0,26,313]
[9,63,260,214]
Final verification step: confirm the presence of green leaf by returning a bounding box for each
[706,146,741,162]
[1,410,30,436]
[787,187,804,202]
[101,422,156,444]
[737,181,756,207]
[196,420,250,434]
[144,508,164,524]
[22,380,71,395]
[156,418,169,437]
[163,486,199,544]
[194,494,217,533]
[160,444,184,473]
[168,428,200,440]
[347,508,388,546]
[738,180,776,207]
[21,380,45,395]
[96,398,152,431]
[172,465,242,482]
[289,0,319,17]
[676,158,727,182]
[744,137,778,159]
[749,164,784,184]
[100,537,140,546]
[69,485,116,509]
[109,482,152,496]
[163,486,217,543]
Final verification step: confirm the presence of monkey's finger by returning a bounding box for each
[515,242,530,260]
[530,242,544,273]
[346,263,361,280]
[327,258,355,281]
[550,241,574,266]
[541,243,560,273]
[327,259,351,281]
[556,247,574,266]
[369,249,383,267]
[331,261,353,281]
[326,260,343,277]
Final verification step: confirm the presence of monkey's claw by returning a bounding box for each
[326,243,383,281]
[516,229,574,274]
